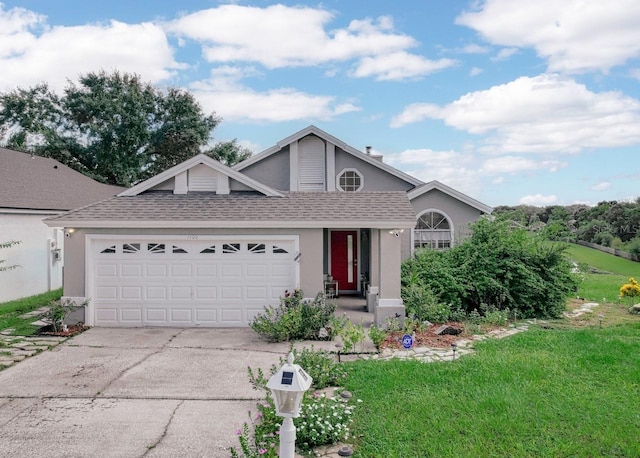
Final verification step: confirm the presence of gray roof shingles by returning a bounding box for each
[45,191,417,228]
[0,148,123,211]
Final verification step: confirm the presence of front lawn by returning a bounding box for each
[0,288,62,335]
[344,323,640,457]
[565,243,640,303]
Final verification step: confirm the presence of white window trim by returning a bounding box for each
[412,209,455,255]
[336,168,364,192]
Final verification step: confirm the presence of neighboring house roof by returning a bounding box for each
[0,148,123,211]
[234,125,423,187]
[407,180,493,214]
[119,153,283,197]
[44,191,417,229]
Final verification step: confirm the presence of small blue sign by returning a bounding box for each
[401,334,413,349]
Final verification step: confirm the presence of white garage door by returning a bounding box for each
[88,235,299,327]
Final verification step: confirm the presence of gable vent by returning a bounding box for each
[188,164,217,191]
[298,137,325,191]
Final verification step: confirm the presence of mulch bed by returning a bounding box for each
[38,324,89,337]
[379,322,470,350]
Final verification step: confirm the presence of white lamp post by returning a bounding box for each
[266,352,313,458]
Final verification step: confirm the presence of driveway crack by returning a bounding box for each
[94,329,187,398]
[141,399,184,456]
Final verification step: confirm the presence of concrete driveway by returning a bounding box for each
[0,327,338,457]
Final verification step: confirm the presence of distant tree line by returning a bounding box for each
[493,199,640,257]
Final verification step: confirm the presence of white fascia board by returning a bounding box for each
[408,180,493,214]
[119,154,283,197]
[0,208,63,215]
[46,219,417,229]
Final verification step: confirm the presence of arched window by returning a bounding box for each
[414,211,452,250]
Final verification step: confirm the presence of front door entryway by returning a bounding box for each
[330,230,358,293]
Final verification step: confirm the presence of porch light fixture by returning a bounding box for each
[266,352,313,458]
[65,228,75,237]
[388,229,404,237]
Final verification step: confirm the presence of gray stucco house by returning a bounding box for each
[45,126,491,327]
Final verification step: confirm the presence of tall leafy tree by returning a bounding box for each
[0,71,250,186]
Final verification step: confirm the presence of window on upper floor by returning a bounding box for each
[337,169,363,192]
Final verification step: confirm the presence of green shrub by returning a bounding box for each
[274,347,347,389]
[331,315,366,352]
[402,217,578,319]
[368,325,386,350]
[250,290,335,342]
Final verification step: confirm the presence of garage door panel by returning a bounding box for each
[91,237,298,327]
[144,308,167,323]
[271,263,294,278]
[246,286,268,300]
[221,264,242,278]
[220,286,242,300]
[120,307,143,324]
[96,286,118,300]
[195,287,217,300]
[171,264,192,277]
[195,264,217,277]
[121,286,142,299]
[220,308,242,323]
[96,308,118,323]
[195,308,217,323]
[146,286,167,299]
[246,264,268,278]
[170,309,192,323]
[170,286,192,300]
[121,264,143,277]
[97,264,118,277]
[146,264,168,277]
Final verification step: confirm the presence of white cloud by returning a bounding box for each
[385,148,482,195]
[456,0,640,74]
[492,47,518,61]
[0,5,182,92]
[459,44,490,54]
[482,156,567,174]
[591,181,611,191]
[519,194,558,206]
[391,74,640,154]
[470,66,484,76]
[166,5,447,81]
[190,66,360,123]
[352,51,457,81]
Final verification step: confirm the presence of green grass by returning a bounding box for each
[344,324,640,457]
[0,288,62,335]
[564,243,640,303]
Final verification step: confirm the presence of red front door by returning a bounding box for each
[330,231,358,292]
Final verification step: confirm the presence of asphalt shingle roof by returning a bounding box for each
[45,191,417,229]
[0,148,123,211]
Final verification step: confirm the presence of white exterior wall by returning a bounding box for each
[0,212,64,302]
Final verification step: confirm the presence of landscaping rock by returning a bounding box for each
[629,304,640,315]
[434,325,462,336]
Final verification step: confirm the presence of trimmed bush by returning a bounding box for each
[250,290,336,342]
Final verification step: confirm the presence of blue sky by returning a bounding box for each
[1,0,639,207]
